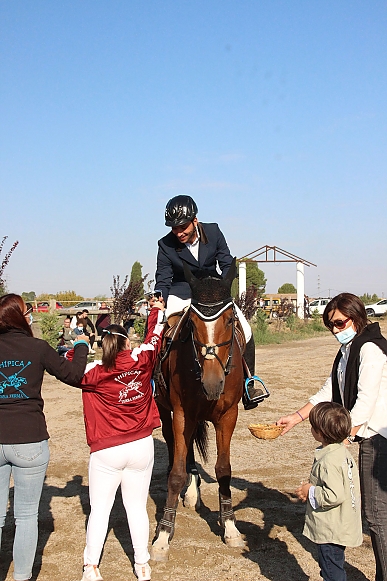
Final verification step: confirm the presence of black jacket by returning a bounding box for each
[332,322,387,411]
[155,222,233,303]
[0,330,88,444]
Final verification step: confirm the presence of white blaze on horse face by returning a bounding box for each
[205,320,216,345]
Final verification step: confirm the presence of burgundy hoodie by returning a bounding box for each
[77,308,164,453]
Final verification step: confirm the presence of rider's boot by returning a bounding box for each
[242,336,266,410]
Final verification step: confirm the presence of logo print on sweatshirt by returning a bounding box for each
[115,370,144,403]
[0,361,31,399]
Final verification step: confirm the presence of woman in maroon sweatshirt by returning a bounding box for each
[75,302,164,581]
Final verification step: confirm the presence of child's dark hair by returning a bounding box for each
[101,324,128,370]
[309,402,351,444]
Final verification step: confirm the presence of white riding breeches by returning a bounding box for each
[83,436,154,567]
[165,295,252,343]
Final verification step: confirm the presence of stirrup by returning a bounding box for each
[244,376,270,409]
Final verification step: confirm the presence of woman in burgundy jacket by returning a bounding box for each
[75,302,165,581]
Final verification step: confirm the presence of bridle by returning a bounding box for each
[183,298,238,379]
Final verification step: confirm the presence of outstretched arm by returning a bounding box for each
[277,402,314,435]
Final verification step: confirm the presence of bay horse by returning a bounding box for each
[151,257,246,561]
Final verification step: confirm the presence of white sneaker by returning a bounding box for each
[134,562,151,580]
[81,565,103,581]
[89,349,96,354]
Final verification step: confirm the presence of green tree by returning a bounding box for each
[247,262,266,296]
[55,290,84,307]
[278,282,296,294]
[22,291,36,302]
[359,293,380,305]
[36,293,55,301]
[130,261,144,297]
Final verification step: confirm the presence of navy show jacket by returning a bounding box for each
[155,222,233,303]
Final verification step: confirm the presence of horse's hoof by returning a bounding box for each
[150,545,170,562]
[183,495,201,510]
[224,534,246,548]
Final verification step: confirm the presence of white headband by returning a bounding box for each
[102,330,128,339]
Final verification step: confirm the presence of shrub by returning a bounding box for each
[235,285,258,320]
[252,310,328,345]
[39,312,62,349]
[0,236,19,296]
[133,317,146,339]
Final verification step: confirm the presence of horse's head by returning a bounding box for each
[183,258,239,400]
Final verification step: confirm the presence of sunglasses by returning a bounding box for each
[326,317,351,331]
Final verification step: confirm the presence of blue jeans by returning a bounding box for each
[317,543,346,581]
[0,441,50,581]
[359,434,387,581]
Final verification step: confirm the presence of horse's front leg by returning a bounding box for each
[214,411,245,548]
[157,404,174,472]
[151,412,194,562]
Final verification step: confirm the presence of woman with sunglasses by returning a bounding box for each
[277,292,387,581]
[0,293,89,581]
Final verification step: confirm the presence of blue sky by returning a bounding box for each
[2,1,386,299]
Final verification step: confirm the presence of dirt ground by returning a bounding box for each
[2,321,386,581]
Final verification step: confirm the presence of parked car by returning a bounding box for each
[34,301,63,312]
[308,298,331,315]
[365,299,387,317]
[72,301,99,310]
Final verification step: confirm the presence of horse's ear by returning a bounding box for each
[224,257,237,285]
[182,260,197,287]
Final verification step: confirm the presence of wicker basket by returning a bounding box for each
[248,423,284,440]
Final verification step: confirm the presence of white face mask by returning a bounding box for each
[334,325,357,345]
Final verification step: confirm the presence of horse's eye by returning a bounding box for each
[227,316,233,326]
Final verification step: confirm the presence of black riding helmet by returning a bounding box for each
[165,195,198,227]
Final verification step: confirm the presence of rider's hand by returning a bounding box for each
[149,297,165,311]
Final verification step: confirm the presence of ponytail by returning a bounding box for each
[101,324,128,370]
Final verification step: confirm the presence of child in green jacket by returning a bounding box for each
[295,402,362,581]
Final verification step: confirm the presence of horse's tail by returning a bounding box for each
[194,421,209,464]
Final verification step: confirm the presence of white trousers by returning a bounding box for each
[84,436,154,566]
[165,295,252,342]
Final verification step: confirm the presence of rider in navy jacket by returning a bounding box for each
[155,195,265,410]
[156,221,233,304]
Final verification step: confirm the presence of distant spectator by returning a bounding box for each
[96,302,111,341]
[70,311,83,330]
[24,302,34,326]
[58,317,77,356]
[77,310,96,354]
[304,295,310,319]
